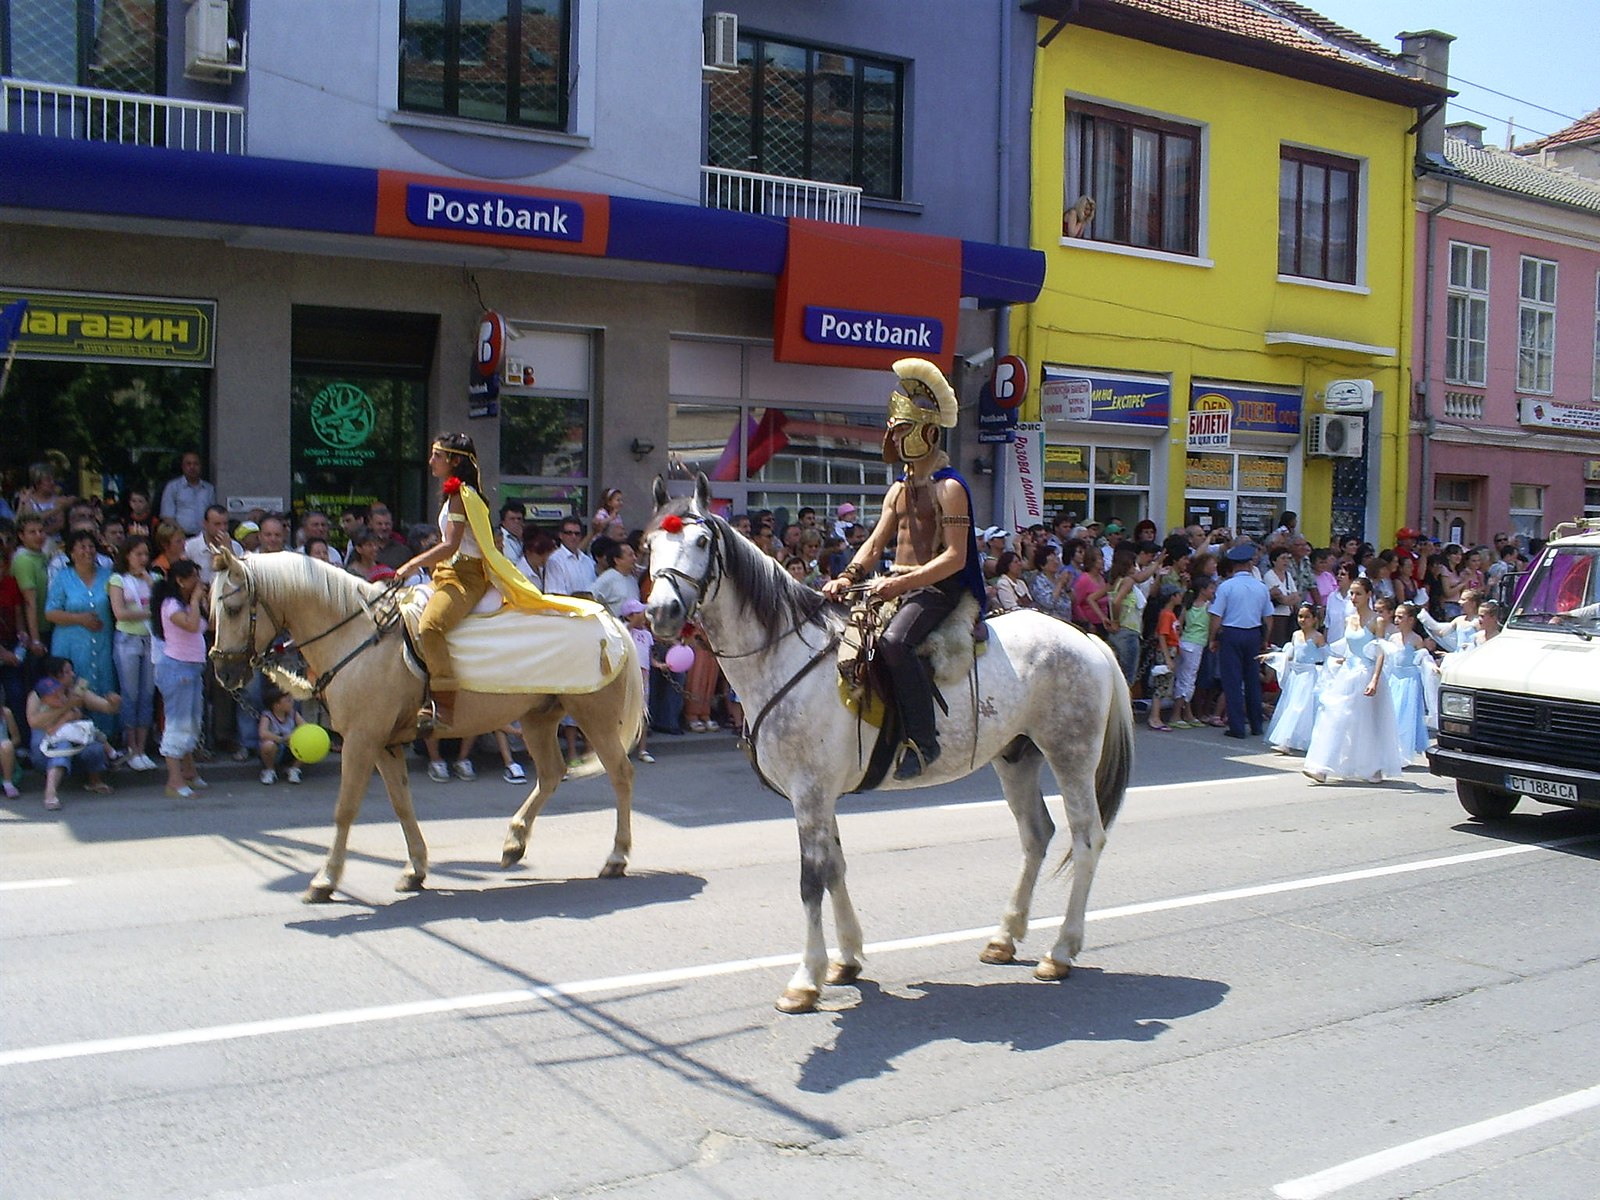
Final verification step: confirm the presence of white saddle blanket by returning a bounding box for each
[401,585,633,695]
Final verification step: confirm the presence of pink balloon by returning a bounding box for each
[664,643,695,673]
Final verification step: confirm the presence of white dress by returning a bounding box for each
[1303,625,1406,782]
[1264,632,1326,753]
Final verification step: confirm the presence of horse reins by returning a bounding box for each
[210,568,402,718]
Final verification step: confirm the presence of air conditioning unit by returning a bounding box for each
[1306,413,1364,458]
[1323,378,1374,413]
[185,0,246,83]
[704,12,738,71]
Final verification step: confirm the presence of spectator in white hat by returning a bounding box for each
[980,526,1008,578]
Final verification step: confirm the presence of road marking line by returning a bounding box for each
[0,878,73,892]
[937,773,1286,810]
[1,834,1591,1069]
[1273,1082,1600,1199]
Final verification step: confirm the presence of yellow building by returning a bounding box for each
[1016,1,1446,547]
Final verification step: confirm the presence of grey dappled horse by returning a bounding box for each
[646,476,1133,1012]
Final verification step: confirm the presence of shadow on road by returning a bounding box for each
[283,869,707,936]
[796,968,1229,1094]
[1450,803,1600,859]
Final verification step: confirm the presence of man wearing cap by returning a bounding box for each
[233,521,261,553]
[1100,521,1125,570]
[1208,544,1274,739]
[822,358,987,780]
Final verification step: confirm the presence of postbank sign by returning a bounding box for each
[0,288,215,366]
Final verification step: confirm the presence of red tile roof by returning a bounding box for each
[1516,108,1600,152]
[1103,0,1399,70]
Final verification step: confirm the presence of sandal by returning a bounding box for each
[1147,724,1173,732]
[1204,717,1226,727]
[84,781,113,795]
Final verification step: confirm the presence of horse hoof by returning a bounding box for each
[825,961,862,986]
[980,942,1016,965]
[1034,957,1071,981]
[395,874,426,893]
[302,884,335,904]
[500,844,527,868]
[597,861,627,879]
[776,987,820,1014]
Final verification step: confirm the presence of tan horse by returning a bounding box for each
[207,546,643,902]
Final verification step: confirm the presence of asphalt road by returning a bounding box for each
[4,725,1600,1199]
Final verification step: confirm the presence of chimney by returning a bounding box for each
[1398,29,1454,161]
[1445,121,1485,149]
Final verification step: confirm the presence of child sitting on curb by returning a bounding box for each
[257,687,307,785]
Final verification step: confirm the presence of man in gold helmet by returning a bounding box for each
[822,358,988,780]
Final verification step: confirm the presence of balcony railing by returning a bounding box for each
[2,78,246,154]
[701,165,861,225]
[1442,391,1485,421]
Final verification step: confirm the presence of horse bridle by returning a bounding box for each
[648,515,724,631]
[210,566,399,713]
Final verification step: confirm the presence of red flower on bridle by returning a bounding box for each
[660,514,684,534]
[442,476,462,496]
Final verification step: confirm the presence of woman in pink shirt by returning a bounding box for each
[151,560,209,798]
[1071,552,1110,636]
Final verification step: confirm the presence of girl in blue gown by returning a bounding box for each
[1263,602,1327,754]
[1385,603,1432,762]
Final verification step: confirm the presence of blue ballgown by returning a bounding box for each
[1385,635,1431,761]
[1264,632,1327,753]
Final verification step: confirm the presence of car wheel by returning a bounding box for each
[1457,780,1519,820]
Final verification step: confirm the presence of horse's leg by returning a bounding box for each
[304,740,379,903]
[981,742,1056,966]
[565,691,634,878]
[780,797,844,1013]
[1036,753,1107,981]
[823,813,865,985]
[374,742,429,892]
[502,706,563,868]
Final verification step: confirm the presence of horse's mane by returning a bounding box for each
[243,550,378,614]
[654,500,833,639]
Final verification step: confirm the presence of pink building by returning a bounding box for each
[1407,34,1600,548]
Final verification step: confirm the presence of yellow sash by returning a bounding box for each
[460,485,600,618]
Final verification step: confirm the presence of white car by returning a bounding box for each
[1429,519,1600,818]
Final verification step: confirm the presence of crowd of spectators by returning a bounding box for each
[1,453,1540,809]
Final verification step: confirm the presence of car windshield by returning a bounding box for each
[1509,547,1600,631]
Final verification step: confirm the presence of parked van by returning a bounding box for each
[1429,519,1600,818]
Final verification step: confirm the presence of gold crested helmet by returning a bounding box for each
[884,357,958,463]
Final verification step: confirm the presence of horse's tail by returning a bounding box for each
[563,632,647,780]
[1092,636,1134,833]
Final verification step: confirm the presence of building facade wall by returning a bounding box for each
[1410,185,1600,543]
[1020,22,1419,546]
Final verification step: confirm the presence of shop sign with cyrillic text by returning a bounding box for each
[0,287,215,366]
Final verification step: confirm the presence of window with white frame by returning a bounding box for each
[1278,147,1359,284]
[1509,483,1545,542]
[1064,100,1201,255]
[1446,242,1489,386]
[1517,256,1557,393]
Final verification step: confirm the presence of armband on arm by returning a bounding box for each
[840,562,868,583]
[940,515,971,528]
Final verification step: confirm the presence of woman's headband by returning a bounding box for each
[431,440,478,465]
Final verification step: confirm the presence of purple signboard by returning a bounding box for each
[1041,368,1170,428]
[1190,382,1302,436]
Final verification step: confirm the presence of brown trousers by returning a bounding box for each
[418,556,489,693]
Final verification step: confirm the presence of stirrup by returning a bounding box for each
[893,739,939,781]
[417,701,453,739]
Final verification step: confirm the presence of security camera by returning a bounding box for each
[963,347,995,373]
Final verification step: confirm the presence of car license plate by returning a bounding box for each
[1505,774,1579,802]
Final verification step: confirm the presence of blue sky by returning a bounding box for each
[1308,0,1596,147]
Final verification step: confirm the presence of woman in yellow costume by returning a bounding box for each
[399,432,589,733]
